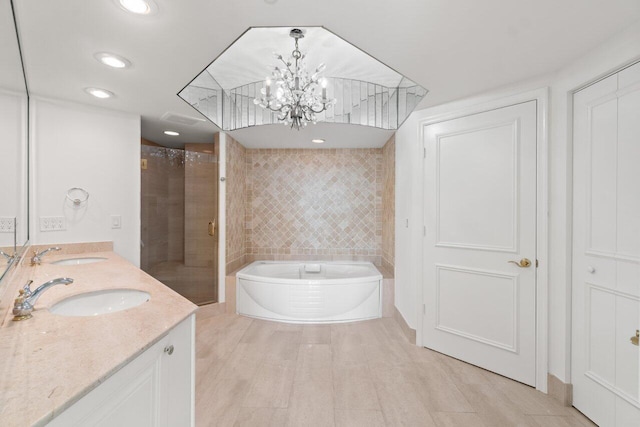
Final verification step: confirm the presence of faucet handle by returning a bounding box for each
[21,280,34,297]
[31,247,61,265]
[13,286,34,321]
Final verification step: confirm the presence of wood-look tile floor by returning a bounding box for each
[146,261,216,304]
[195,308,596,427]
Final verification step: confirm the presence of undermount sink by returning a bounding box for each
[51,257,108,266]
[50,289,150,317]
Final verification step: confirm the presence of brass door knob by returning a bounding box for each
[631,330,639,347]
[508,258,532,268]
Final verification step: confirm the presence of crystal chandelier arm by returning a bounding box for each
[307,104,329,114]
[266,103,287,113]
[278,57,295,76]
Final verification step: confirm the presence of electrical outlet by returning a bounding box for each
[0,217,16,233]
[40,216,66,232]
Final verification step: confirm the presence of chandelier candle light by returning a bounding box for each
[254,28,336,130]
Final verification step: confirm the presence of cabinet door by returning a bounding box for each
[161,314,195,427]
[48,315,195,427]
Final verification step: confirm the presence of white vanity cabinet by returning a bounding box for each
[47,314,195,427]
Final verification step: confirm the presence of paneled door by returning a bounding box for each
[572,62,640,427]
[422,101,538,386]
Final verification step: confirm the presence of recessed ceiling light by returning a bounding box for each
[85,87,114,99]
[164,131,180,136]
[116,0,158,15]
[94,52,131,69]
[312,139,325,144]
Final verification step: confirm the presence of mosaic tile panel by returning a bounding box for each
[382,135,395,270]
[245,148,383,261]
[225,135,247,274]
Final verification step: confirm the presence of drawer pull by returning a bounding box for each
[164,345,174,355]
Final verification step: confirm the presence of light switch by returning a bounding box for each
[111,215,122,229]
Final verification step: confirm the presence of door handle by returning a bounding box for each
[508,258,531,268]
[208,219,216,237]
[631,330,639,347]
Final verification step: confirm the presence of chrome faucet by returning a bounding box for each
[12,277,74,321]
[30,247,61,265]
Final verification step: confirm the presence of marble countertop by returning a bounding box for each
[0,245,198,426]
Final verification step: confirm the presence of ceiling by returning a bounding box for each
[203,26,413,90]
[12,0,640,148]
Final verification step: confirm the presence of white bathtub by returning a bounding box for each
[236,261,383,324]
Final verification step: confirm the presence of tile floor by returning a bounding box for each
[195,307,596,427]
[147,261,216,304]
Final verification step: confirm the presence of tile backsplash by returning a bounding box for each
[246,148,383,264]
[225,136,396,271]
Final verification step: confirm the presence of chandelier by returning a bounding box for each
[253,28,336,130]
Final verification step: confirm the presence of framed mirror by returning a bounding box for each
[0,0,29,282]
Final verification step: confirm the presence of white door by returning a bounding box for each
[572,62,640,427]
[422,101,538,386]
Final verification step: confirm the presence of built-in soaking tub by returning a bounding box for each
[236,261,383,323]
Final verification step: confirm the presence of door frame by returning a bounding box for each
[415,87,550,392]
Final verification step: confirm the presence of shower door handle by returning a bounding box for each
[208,219,216,237]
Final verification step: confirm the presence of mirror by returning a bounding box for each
[0,0,29,282]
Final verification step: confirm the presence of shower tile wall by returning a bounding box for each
[381,135,395,271]
[225,135,247,274]
[141,140,219,305]
[140,143,184,272]
[245,148,383,264]
[184,143,217,269]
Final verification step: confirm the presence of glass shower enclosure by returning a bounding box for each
[140,142,218,305]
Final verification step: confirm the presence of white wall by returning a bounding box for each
[395,20,640,383]
[0,89,27,248]
[31,97,141,265]
[394,112,422,329]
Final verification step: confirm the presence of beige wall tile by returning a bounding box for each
[184,144,217,271]
[382,278,395,317]
[381,135,395,270]
[244,148,384,264]
[141,145,184,271]
[225,135,247,274]
[225,276,237,314]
